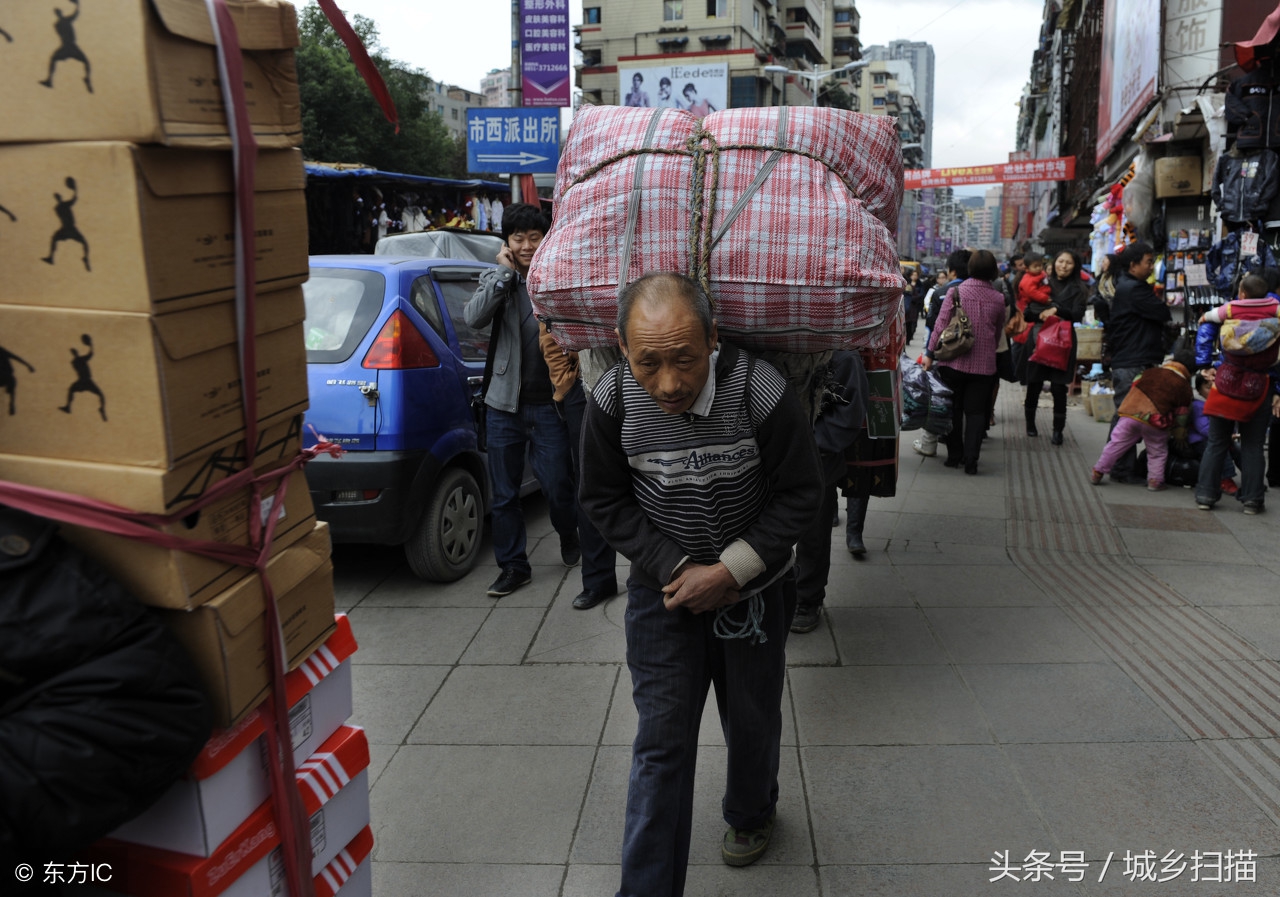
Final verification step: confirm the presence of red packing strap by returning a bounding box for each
[203,2,314,896]
[316,0,400,133]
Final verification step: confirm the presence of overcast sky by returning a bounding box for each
[314,0,1044,183]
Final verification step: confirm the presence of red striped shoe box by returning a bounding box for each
[87,725,372,897]
[109,615,357,856]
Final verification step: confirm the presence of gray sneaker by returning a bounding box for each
[790,604,822,633]
[722,814,775,867]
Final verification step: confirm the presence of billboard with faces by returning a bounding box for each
[617,64,728,117]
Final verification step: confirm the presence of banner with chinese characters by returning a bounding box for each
[903,157,1076,190]
[521,0,571,107]
[1096,0,1160,164]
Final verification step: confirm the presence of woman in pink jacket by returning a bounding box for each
[923,249,1009,474]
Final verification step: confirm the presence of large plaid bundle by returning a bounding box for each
[528,105,904,353]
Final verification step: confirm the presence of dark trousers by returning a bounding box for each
[1269,416,1280,487]
[1025,377,1067,427]
[564,382,618,593]
[618,573,796,897]
[938,367,996,465]
[796,483,837,609]
[485,403,578,575]
[1196,402,1272,507]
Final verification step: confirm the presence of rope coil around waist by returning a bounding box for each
[711,556,795,645]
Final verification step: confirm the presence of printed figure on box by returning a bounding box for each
[41,176,91,271]
[39,0,93,94]
[58,333,107,421]
[0,345,35,416]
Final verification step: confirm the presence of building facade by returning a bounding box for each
[853,58,926,170]
[481,68,513,107]
[426,80,486,140]
[575,0,862,112]
[1012,0,1274,263]
[863,40,935,166]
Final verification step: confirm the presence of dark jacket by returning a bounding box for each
[1212,149,1280,224]
[814,350,870,485]
[1108,272,1172,368]
[0,507,212,868]
[1021,272,1090,385]
[925,277,963,332]
[579,343,821,592]
[1226,69,1280,151]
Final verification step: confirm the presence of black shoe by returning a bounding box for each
[486,568,531,597]
[1050,430,1063,446]
[560,540,581,567]
[790,604,822,633]
[964,461,978,475]
[943,457,961,468]
[1026,424,1038,437]
[847,533,867,556]
[572,586,616,610]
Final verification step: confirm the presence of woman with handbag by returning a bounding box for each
[923,250,1008,474]
[1023,250,1090,444]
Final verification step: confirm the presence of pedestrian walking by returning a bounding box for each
[578,272,821,896]
[904,268,923,344]
[464,203,580,598]
[538,325,619,609]
[793,350,869,633]
[1022,250,1089,444]
[914,253,969,458]
[923,250,1006,474]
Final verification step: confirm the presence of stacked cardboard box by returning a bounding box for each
[83,617,371,897]
[3,3,368,892]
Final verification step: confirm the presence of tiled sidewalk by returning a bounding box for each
[338,381,1280,896]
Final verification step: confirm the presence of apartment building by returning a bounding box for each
[853,58,926,168]
[863,40,935,166]
[576,0,861,111]
[426,80,486,140]
[481,68,513,107]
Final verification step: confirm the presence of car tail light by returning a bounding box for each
[362,310,439,369]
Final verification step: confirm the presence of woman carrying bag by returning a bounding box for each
[1022,250,1090,444]
[923,250,1008,474]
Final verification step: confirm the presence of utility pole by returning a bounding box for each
[510,0,522,204]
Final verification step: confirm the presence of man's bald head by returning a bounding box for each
[616,272,715,344]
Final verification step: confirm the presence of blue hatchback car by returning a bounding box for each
[301,255,498,581]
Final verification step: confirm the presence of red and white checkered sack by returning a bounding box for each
[528,105,904,353]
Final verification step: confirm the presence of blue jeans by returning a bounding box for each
[618,572,796,897]
[1196,400,1272,507]
[563,382,618,593]
[485,403,578,574]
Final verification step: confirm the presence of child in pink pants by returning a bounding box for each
[1091,355,1194,491]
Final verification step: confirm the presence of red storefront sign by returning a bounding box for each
[904,156,1076,190]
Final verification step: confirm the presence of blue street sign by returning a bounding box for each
[466,109,561,174]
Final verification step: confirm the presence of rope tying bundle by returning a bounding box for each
[563,108,865,307]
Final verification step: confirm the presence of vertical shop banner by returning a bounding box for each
[521,0,571,107]
[919,188,935,254]
[1096,0,1160,164]
[617,64,728,114]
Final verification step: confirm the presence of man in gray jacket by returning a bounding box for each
[464,203,579,597]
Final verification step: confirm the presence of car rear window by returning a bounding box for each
[433,269,491,362]
[303,268,386,363]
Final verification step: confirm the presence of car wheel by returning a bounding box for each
[405,467,483,581]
